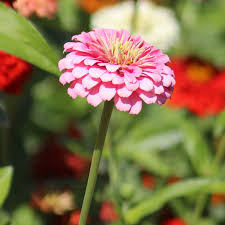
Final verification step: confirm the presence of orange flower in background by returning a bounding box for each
[78,0,117,13]
[0,50,32,95]
[168,58,225,117]
[211,193,225,205]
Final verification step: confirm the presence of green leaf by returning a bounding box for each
[0,3,59,75]
[0,166,13,207]
[181,121,212,176]
[0,210,10,225]
[125,178,225,224]
[58,0,79,32]
[214,110,225,137]
[12,204,43,225]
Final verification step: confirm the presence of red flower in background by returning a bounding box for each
[99,201,119,223]
[141,173,156,189]
[1,0,13,7]
[0,51,32,94]
[162,218,187,225]
[168,58,225,117]
[32,127,90,180]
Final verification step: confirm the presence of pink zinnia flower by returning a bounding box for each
[13,0,58,18]
[59,29,175,114]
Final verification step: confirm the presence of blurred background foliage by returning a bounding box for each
[0,0,225,225]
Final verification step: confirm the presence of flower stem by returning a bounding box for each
[79,101,114,225]
[131,0,139,34]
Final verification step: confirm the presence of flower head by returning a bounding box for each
[142,172,156,189]
[13,0,58,18]
[0,50,32,95]
[168,58,225,117]
[91,0,179,51]
[59,29,175,114]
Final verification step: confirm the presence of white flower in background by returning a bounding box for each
[91,0,180,51]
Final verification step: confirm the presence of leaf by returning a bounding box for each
[0,3,59,75]
[125,178,225,224]
[0,210,10,225]
[12,204,43,225]
[0,166,13,207]
[214,110,225,137]
[58,0,79,32]
[181,121,212,176]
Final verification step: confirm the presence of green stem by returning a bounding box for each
[193,135,225,223]
[193,194,208,224]
[79,101,114,225]
[212,134,225,172]
[131,0,139,34]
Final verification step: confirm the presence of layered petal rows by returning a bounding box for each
[59,29,175,114]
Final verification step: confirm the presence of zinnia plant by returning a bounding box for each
[58,28,175,225]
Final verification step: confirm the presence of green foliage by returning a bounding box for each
[0,95,8,128]
[125,178,225,224]
[181,120,212,176]
[12,204,43,225]
[214,110,225,137]
[0,3,59,75]
[0,210,10,225]
[0,166,13,207]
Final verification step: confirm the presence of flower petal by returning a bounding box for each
[114,95,131,112]
[99,83,116,101]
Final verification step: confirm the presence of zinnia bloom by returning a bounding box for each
[91,1,179,51]
[99,201,119,223]
[13,0,58,18]
[168,58,225,117]
[59,29,175,114]
[162,218,187,225]
[0,50,32,95]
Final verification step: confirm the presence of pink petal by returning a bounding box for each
[67,81,78,99]
[162,75,172,87]
[112,74,124,85]
[143,72,161,83]
[99,83,116,101]
[138,90,157,104]
[139,78,153,92]
[129,94,142,114]
[125,79,139,91]
[82,75,99,89]
[59,72,74,85]
[63,42,75,53]
[89,67,105,78]
[106,64,121,72]
[72,66,88,78]
[73,80,88,97]
[100,72,115,82]
[58,58,73,71]
[117,85,133,97]
[84,58,99,66]
[114,95,131,112]
[154,85,164,95]
[87,86,103,107]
